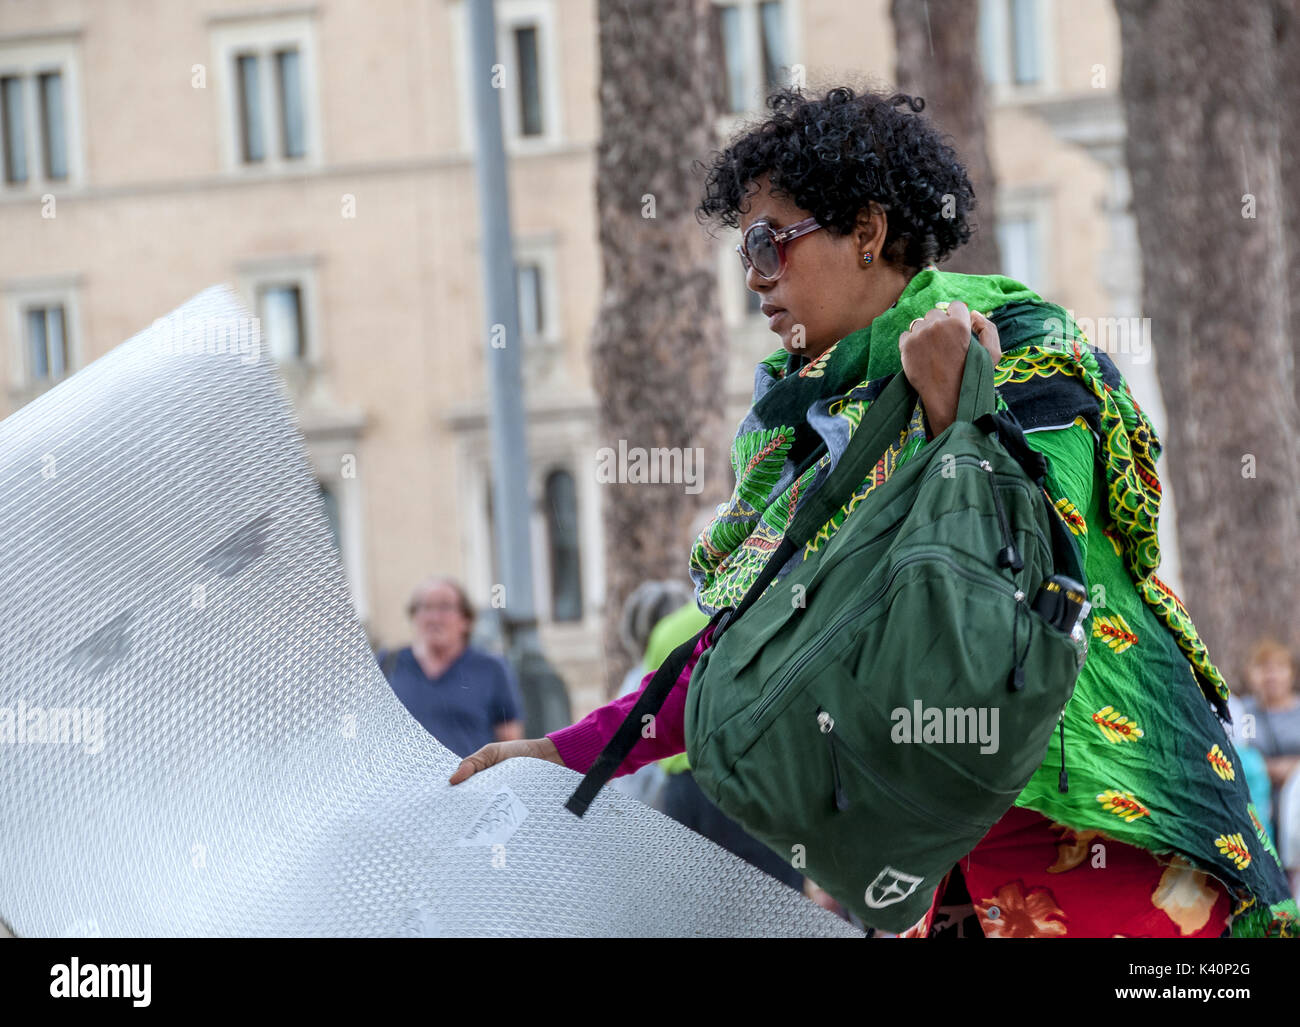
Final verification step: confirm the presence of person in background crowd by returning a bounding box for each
[641,594,806,895]
[608,580,695,807]
[1240,639,1300,793]
[377,576,524,758]
[1238,639,1300,870]
[1226,645,1276,849]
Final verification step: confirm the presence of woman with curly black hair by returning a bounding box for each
[451,85,1297,938]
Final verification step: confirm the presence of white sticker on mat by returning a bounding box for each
[457,786,529,847]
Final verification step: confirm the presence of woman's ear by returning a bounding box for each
[856,202,889,259]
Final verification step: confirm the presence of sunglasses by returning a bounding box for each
[736,216,824,281]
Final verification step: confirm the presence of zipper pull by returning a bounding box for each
[980,459,1023,572]
[1007,589,1027,692]
[817,709,850,811]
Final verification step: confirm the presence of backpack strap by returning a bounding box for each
[564,607,730,817]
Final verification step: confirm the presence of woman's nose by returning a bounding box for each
[744,262,772,293]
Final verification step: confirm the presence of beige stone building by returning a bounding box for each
[0,0,1171,720]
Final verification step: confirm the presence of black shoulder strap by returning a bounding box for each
[564,607,730,817]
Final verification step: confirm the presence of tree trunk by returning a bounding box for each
[591,0,729,695]
[891,0,1002,274]
[1116,0,1300,677]
[1275,0,1300,412]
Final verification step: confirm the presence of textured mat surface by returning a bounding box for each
[0,286,858,938]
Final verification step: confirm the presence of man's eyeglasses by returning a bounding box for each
[411,600,462,614]
[736,216,824,281]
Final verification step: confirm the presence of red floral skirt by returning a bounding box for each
[902,805,1234,938]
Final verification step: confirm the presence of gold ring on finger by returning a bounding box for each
[908,317,925,332]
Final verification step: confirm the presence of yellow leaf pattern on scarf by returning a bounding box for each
[1206,745,1235,782]
[1092,705,1144,744]
[1215,833,1252,870]
[1054,496,1087,536]
[1097,789,1150,823]
[1093,612,1138,654]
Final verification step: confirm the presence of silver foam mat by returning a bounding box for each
[0,285,857,938]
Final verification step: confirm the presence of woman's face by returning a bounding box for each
[1248,653,1295,707]
[738,173,878,361]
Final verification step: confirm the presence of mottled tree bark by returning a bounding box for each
[591,0,729,695]
[1275,0,1300,412]
[1116,0,1300,675]
[891,0,1002,274]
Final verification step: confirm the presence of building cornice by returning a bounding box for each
[0,145,593,207]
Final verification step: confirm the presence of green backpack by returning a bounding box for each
[567,342,1087,933]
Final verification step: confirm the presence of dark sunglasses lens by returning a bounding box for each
[744,225,781,278]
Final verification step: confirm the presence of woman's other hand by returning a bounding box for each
[448,736,564,785]
[899,301,1001,438]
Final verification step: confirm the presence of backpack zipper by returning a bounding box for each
[979,458,1024,572]
[807,455,1047,583]
[925,457,1045,566]
[749,548,1021,727]
[817,709,849,812]
[815,705,992,832]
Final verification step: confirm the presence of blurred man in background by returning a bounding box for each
[378,576,524,758]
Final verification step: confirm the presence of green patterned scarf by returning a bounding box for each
[689,268,1041,611]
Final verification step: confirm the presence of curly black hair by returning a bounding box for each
[696,85,975,268]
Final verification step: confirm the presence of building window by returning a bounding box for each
[275,49,306,158]
[24,303,68,382]
[212,14,319,170]
[758,1,787,94]
[719,6,746,114]
[544,469,583,622]
[449,0,563,150]
[1009,0,1041,85]
[0,75,27,183]
[232,48,306,163]
[993,196,1055,293]
[0,36,79,189]
[236,55,265,162]
[257,282,305,362]
[37,71,67,179]
[516,262,544,341]
[513,240,561,345]
[980,0,1047,91]
[240,257,319,366]
[513,25,543,137]
[5,281,80,392]
[714,0,791,114]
